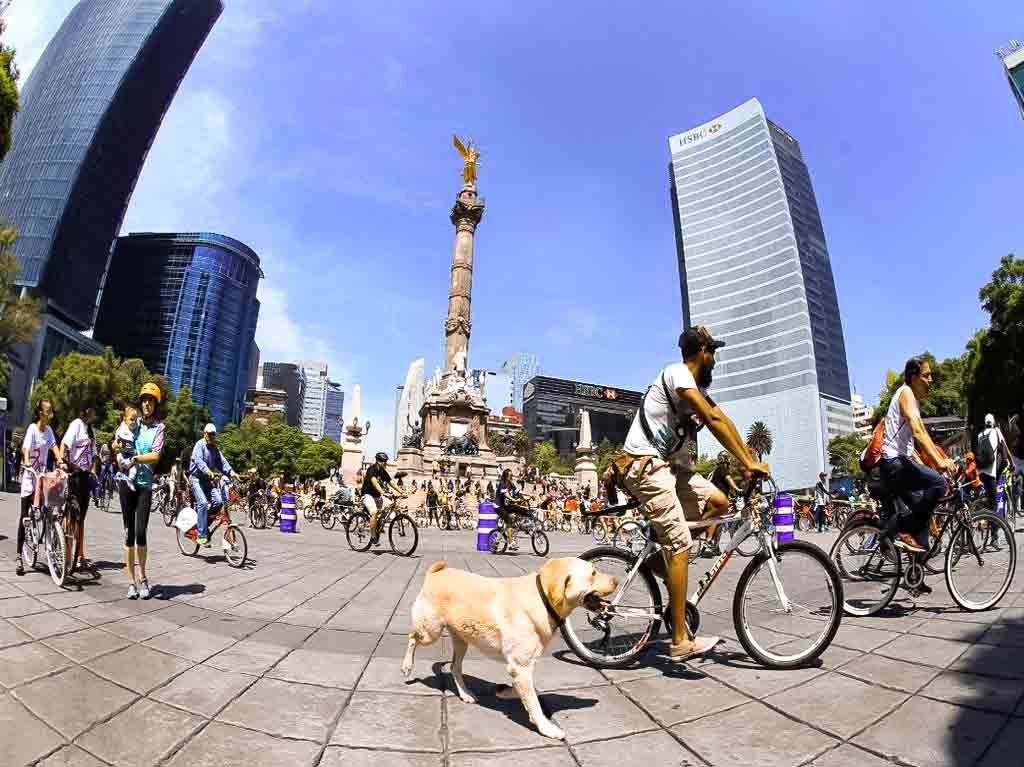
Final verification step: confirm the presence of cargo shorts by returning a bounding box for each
[620,456,718,555]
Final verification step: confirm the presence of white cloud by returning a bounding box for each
[545,308,602,346]
[3,0,77,84]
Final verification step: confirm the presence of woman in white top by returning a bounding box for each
[878,357,955,557]
[15,400,60,576]
[58,405,98,569]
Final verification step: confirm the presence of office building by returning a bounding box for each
[523,376,643,459]
[247,343,260,391]
[261,362,303,428]
[298,361,328,439]
[0,0,223,422]
[94,232,261,426]
[998,40,1024,120]
[502,353,541,412]
[245,387,288,424]
[851,391,874,437]
[669,98,852,489]
[324,381,345,443]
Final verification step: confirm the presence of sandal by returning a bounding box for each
[669,635,721,662]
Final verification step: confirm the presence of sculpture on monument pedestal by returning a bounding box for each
[402,419,424,449]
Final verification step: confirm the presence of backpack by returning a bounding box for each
[976,431,995,469]
[859,419,886,473]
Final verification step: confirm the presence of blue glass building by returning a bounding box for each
[324,381,345,444]
[0,0,222,421]
[94,233,262,426]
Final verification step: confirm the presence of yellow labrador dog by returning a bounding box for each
[401,557,616,740]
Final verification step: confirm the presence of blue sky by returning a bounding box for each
[7,1,1022,457]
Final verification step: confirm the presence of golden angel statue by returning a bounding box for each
[452,134,480,187]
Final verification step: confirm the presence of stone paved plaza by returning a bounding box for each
[1,492,1023,766]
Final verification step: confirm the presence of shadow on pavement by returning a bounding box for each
[89,559,126,571]
[153,583,206,600]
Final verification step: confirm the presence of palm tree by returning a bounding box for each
[746,421,773,460]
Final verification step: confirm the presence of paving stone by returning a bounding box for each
[38,591,99,610]
[979,718,1024,766]
[531,657,610,692]
[701,652,827,698]
[9,610,88,639]
[911,618,992,643]
[839,653,941,693]
[921,670,1022,713]
[446,692,555,752]
[0,596,51,618]
[78,698,203,767]
[808,743,893,767]
[331,691,442,750]
[980,623,1024,649]
[0,616,31,648]
[323,747,442,767]
[0,693,64,767]
[619,673,748,726]
[218,677,347,742]
[37,745,108,767]
[573,729,702,766]
[143,624,238,662]
[164,721,321,767]
[550,684,655,745]
[766,671,907,739]
[304,627,381,654]
[767,638,862,669]
[152,603,214,625]
[204,635,291,675]
[190,614,266,640]
[672,701,837,767]
[268,647,369,688]
[102,614,180,642]
[278,606,331,627]
[358,656,447,695]
[151,664,255,718]
[13,665,136,739]
[875,634,970,668]
[0,641,71,688]
[854,695,1005,767]
[87,643,193,693]
[951,644,1024,679]
[42,626,129,663]
[62,602,136,626]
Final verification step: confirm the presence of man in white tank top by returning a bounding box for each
[879,357,954,558]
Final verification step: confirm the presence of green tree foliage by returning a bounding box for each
[874,352,966,423]
[161,386,210,470]
[694,453,717,476]
[828,433,867,478]
[746,421,773,460]
[593,437,618,476]
[510,427,528,457]
[297,438,344,479]
[531,440,558,475]
[0,6,20,163]
[0,228,41,395]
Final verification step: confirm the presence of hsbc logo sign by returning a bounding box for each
[676,122,723,148]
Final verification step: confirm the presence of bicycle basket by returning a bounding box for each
[40,472,66,509]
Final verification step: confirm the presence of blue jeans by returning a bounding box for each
[879,456,945,545]
[190,476,222,538]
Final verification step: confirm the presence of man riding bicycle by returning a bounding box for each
[614,325,769,661]
[877,357,955,568]
[189,424,238,546]
[361,452,405,544]
[495,468,534,551]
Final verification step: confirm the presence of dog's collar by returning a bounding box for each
[536,574,564,629]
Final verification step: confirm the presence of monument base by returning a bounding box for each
[419,383,498,480]
[341,433,365,484]
[397,446,424,474]
[575,452,599,498]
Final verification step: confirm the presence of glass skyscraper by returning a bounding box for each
[94,233,261,427]
[669,98,852,490]
[0,0,222,421]
[502,352,541,412]
[324,381,345,444]
[998,40,1024,120]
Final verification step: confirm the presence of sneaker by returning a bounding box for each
[127,583,139,600]
[15,558,24,577]
[198,536,210,547]
[139,579,151,600]
[894,533,926,554]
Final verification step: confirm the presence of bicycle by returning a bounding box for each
[487,510,550,556]
[830,467,1015,616]
[346,495,418,556]
[176,479,248,567]
[20,468,76,587]
[562,477,843,670]
[321,493,355,531]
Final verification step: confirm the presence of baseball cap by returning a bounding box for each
[204,423,217,434]
[679,325,726,357]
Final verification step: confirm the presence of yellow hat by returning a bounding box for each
[139,382,162,403]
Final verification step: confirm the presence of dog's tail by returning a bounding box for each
[426,560,447,576]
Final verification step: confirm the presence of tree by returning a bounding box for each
[32,352,118,436]
[874,351,966,423]
[531,440,557,476]
[510,427,528,457]
[746,421,773,460]
[593,437,618,476]
[828,433,867,478]
[252,418,309,478]
[0,5,19,163]
[694,453,716,477]
[296,438,344,479]
[161,386,210,471]
[0,228,41,396]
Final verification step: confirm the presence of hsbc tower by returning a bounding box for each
[668,98,853,491]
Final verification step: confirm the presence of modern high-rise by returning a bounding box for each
[502,352,541,412]
[324,381,345,443]
[261,362,302,427]
[0,0,223,422]
[997,40,1024,120]
[298,361,329,439]
[94,232,262,427]
[669,98,852,490]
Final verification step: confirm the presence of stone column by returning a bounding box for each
[575,409,599,495]
[444,187,485,375]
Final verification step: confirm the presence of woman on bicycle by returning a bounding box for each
[58,404,98,569]
[114,383,165,599]
[495,468,532,551]
[15,399,59,576]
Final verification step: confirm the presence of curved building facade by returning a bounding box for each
[94,233,262,427]
[0,0,223,329]
[669,98,852,490]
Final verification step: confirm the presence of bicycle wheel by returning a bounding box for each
[531,530,550,557]
[21,508,41,570]
[176,527,199,556]
[946,511,1016,611]
[829,524,900,617]
[734,539,843,669]
[796,511,813,533]
[593,523,608,544]
[321,509,337,530]
[222,525,248,568]
[488,529,507,554]
[462,512,476,531]
[688,539,706,564]
[346,512,373,552]
[389,514,419,556]
[161,497,175,527]
[560,518,572,533]
[45,518,70,586]
[612,520,647,556]
[560,547,662,669]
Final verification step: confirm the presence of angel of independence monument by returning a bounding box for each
[399,136,499,479]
